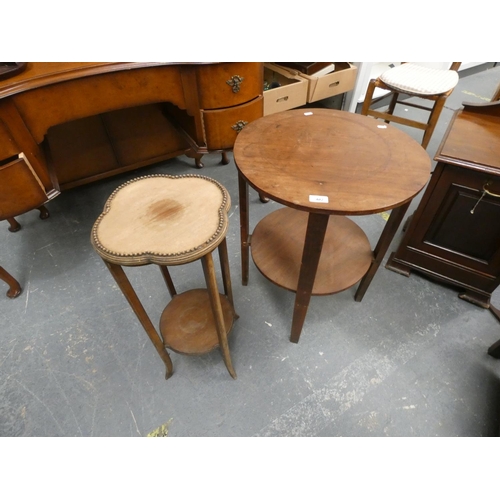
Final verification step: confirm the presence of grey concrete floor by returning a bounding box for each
[2,64,500,438]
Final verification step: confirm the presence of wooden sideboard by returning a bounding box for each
[0,62,264,205]
[386,100,500,307]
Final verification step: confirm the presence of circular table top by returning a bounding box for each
[233,109,431,215]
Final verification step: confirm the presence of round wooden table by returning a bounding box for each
[233,108,431,343]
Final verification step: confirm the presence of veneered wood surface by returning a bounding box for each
[10,65,186,144]
[437,108,500,171]
[234,108,431,215]
[0,62,201,99]
[0,154,48,219]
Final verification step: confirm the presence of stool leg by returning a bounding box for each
[422,96,446,149]
[0,266,22,298]
[159,265,177,298]
[217,238,238,319]
[360,79,377,116]
[103,260,174,379]
[201,253,237,379]
[385,92,399,122]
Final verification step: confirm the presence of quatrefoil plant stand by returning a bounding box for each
[91,174,238,379]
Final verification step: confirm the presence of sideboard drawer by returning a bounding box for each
[202,96,263,150]
[196,63,263,110]
[0,153,49,219]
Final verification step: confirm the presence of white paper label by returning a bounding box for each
[309,195,329,203]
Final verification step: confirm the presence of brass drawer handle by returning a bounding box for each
[470,182,500,214]
[226,75,244,93]
[483,183,500,198]
[231,120,248,133]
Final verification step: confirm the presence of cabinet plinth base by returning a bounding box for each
[251,208,372,295]
[385,252,412,277]
[160,289,234,355]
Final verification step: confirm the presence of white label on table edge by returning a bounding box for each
[309,195,329,203]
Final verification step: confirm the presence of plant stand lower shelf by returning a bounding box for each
[160,289,235,355]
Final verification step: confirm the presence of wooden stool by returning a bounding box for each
[90,174,238,379]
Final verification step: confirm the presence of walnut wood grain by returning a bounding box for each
[0,62,263,199]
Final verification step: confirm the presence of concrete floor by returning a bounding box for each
[2,64,500,437]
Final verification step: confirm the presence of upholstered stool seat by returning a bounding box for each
[361,62,461,149]
[91,174,238,379]
[379,63,459,96]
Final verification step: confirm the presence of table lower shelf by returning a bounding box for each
[159,288,234,355]
[251,207,373,295]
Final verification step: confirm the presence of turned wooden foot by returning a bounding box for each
[184,149,205,168]
[38,205,50,219]
[6,205,50,232]
[220,151,230,165]
[0,266,22,298]
[7,217,21,232]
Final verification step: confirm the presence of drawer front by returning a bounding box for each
[196,63,263,109]
[0,153,49,219]
[202,96,263,150]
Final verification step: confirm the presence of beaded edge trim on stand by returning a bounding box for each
[90,174,230,262]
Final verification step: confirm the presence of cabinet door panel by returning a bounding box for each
[425,185,500,262]
[406,165,500,275]
[196,63,263,109]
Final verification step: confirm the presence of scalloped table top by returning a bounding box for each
[91,174,231,266]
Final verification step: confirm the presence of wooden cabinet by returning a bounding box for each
[0,63,264,192]
[164,62,264,167]
[386,101,500,307]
